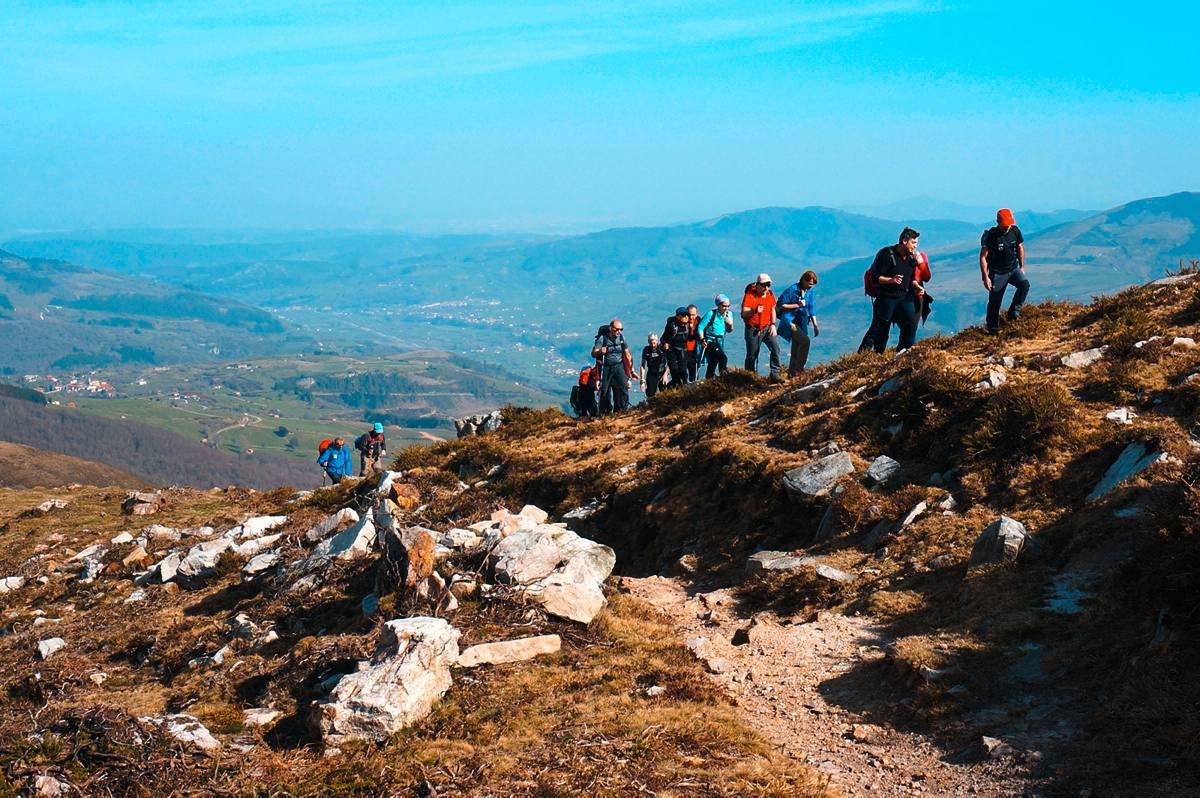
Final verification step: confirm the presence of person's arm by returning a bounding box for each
[1018,242,1026,271]
[741,295,755,322]
[979,245,992,290]
[591,338,604,359]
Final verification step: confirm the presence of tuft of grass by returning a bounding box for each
[963,378,1079,462]
[647,370,765,415]
[1099,306,1162,358]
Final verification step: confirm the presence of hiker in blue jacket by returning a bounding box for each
[317,437,353,483]
[777,270,820,378]
[697,294,735,379]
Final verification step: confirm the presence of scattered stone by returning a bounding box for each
[317,617,460,744]
[70,543,107,563]
[644,685,666,697]
[176,538,236,583]
[928,554,955,570]
[562,500,603,520]
[731,617,777,647]
[936,494,959,512]
[143,714,221,752]
[122,491,163,516]
[38,637,67,659]
[388,482,421,511]
[89,672,108,686]
[1105,407,1137,425]
[378,525,438,592]
[1150,273,1198,286]
[189,645,232,669]
[968,516,1035,567]
[518,505,549,524]
[490,530,563,584]
[110,531,135,545]
[457,634,561,667]
[865,455,901,486]
[1061,347,1107,369]
[454,410,503,438]
[712,403,736,420]
[851,724,882,744]
[899,501,928,528]
[0,576,25,593]
[1172,336,1197,349]
[296,516,377,573]
[783,452,855,500]
[1087,441,1164,502]
[121,546,152,569]
[877,372,908,397]
[233,534,282,558]
[1000,356,1016,369]
[973,370,1007,391]
[813,503,840,542]
[228,516,287,540]
[981,735,1015,759]
[815,564,854,583]
[704,657,730,674]
[124,589,146,604]
[304,509,360,543]
[746,550,818,573]
[78,558,103,583]
[794,376,838,401]
[243,708,282,728]
[1133,336,1162,350]
[36,498,69,514]
[32,775,68,797]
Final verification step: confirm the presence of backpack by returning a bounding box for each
[318,438,333,456]
[863,266,879,298]
[569,385,582,415]
[578,365,596,387]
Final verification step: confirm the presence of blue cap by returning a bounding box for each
[675,306,689,316]
[373,422,384,433]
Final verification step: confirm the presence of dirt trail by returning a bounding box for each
[622,575,1042,797]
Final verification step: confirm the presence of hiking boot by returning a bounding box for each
[1007,308,1020,322]
[986,328,999,336]
[768,374,785,384]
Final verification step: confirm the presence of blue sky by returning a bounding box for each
[1,0,1197,233]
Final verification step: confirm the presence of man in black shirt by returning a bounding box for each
[661,306,691,389]
[868,227,922,354]
[591,320,636,413]
[980,208,1030,334]
[640,334,666,398]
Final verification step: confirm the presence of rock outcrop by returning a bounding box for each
[783,452,855,500]
[968,516,1035,567]
[317,617,460,744]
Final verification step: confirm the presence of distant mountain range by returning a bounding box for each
[5,192,1197,382]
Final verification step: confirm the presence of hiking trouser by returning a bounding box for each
[579,387,599,416]
[324,469,345,484]
[686,349,699,382]
[360,453,380,476]
[665,348,688,388]
[598,365,629,413]
[744,326,781,378]
[789,320,812,377]
[986,269,1030,331]
[644,368,664,398]
[871,295,918,354]
[704,339,728,378]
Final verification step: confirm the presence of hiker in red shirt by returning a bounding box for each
[741,273,781,381]
[685,304,701,383]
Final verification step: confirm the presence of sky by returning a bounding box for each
[2,0,1198,234]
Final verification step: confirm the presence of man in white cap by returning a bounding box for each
[741,273,781,381]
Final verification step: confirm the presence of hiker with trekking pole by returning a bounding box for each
[317,436,353,484]
[741,274,782,382]
[777,270,821,378]
[592,319,638,413]
[697,294,734,378]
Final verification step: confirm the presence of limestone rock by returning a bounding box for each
[899,501,928,528]
[36,498,69,514]
[228,516,287,540]
[0,576,25,593]
[304,508,360,543]
[973,370,1007,391]
[1087,441,1164,502]
[968,516,1034,567]
[457,634,561,667]
[38,637,66,659]
[454,410,503,438]
[176,538,235,583]
[1172,336,1197,349]
[783,452,855,500]
[243,708,282,728]
[439,528,481,550]
[794,376,838,401]
[32,775,68,797]
[233,534,282,559]
[155,552,183,583]
[377,525,438,593]
[317,617,460,744]
[110,531,135,545]
[562,500,604,520]
[1105,407,1137,425]
[296,516,377,574]
[815,564,854,583]
[528,576,606,624]
[122,491,163,516]
[746,550,819,573]
[121,546,152,569]
[143,714,221,752]
[1061,347,1107,369]
[865,455,901,486]
[490,530,564,585]
[388,482,421,511]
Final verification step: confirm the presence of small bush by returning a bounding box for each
[888,355,977,422]
[963,378,1079,462]
[1099,306,1161,358]
[648,370,764,415]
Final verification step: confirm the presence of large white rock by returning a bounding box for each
[294,517,377,575]
[242,552,281,579]
[457,634,561,667]
[317,617,460,744]
[794,376,838,402]
[528,576,607,624]
[490,530,564,585]
[233,533,282,558]
[142,714,221,752]
[439,528,481,550]
[783,452,855,500]
[304,508,360,543]
[0,576,25,593]
[227,515,288,541]
[155,552,183,583]
[1061,347,1107,369]
[485,523,616,624]
[1087,441,1163,502]
[38,637,67,659]
[968,516,1034,567]
[176,538,235,582]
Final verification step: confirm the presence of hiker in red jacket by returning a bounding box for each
[741,273,781,381]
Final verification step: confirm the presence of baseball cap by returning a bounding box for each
[373,422,384,433]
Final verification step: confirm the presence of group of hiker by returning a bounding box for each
[572,210,1031,416]
[316,423,387,484]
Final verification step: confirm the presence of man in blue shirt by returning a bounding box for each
[777,271,820,378]
[317,437,353,484]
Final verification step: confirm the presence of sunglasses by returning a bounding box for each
[612,326,623,331]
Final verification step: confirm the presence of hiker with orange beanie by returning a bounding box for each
[980,208,1030,334]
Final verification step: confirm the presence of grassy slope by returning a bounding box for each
[0,484,828,796]
[396,272,1200,795]
[0,442,147,490]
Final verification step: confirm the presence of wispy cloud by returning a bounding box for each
[0,1,932,102]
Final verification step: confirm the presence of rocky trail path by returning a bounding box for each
[621,575,1042,797]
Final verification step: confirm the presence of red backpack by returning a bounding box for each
[318,438,333,455]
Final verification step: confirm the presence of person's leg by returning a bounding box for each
[858,324,876,353]
[646,369,660,398]
[715,342,728,375]
[765,332,782,378]
[598,369,614,414]
[871,297,897,353]
[789,322,812,377]
[613,375,630,411]
[359,453,368,476]
[895,298,919,351]
[687,350,698,382]
[672,349,688,386]
[986,271,1010,331]
[744,327,761,372]
[1007,269,1030,318]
